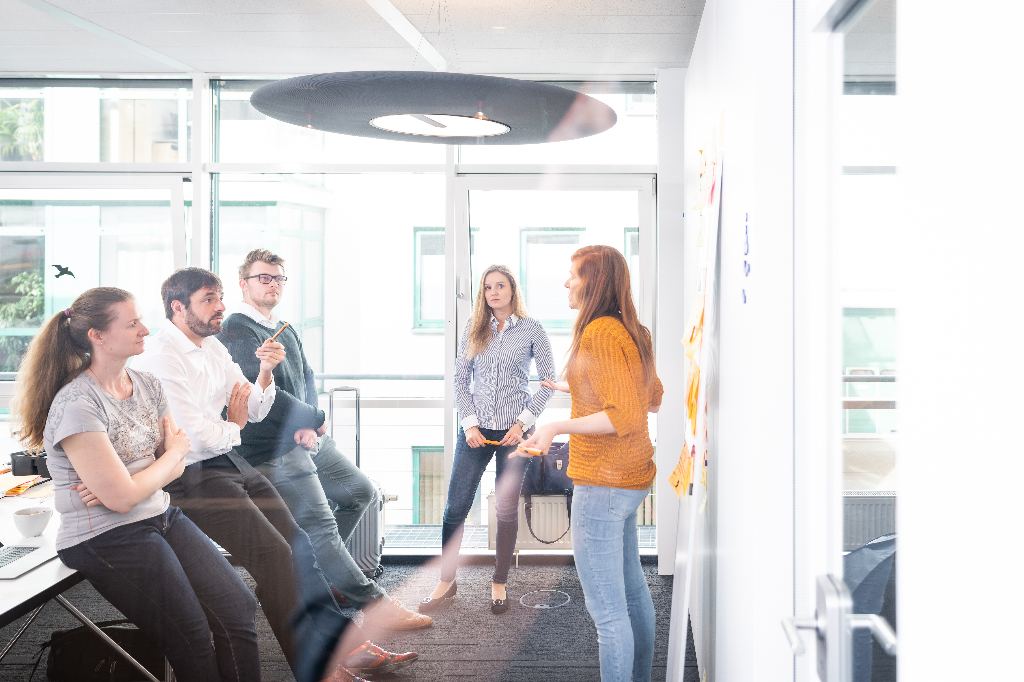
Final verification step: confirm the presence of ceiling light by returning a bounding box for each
[250,71,616,145]
[370,113,510,137]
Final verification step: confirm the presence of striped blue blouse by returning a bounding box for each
[454,314,556,431]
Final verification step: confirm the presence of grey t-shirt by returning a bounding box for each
[43,368,170,550]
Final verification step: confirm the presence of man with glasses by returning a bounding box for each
[218,249,432,632]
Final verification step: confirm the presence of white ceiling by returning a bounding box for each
[0,0,705,78]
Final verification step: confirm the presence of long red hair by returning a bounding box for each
[566,245,655,383]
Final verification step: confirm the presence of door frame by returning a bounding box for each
[444,172,658,548]
[793,0,876,678]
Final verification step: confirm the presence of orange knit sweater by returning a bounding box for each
[566,316,664,490]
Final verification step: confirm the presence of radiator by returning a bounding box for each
[487,492,573,550]
[843,490,896,551]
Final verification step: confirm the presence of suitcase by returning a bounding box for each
[329,386,394,580]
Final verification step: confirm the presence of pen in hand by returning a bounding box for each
[267,321,290,343]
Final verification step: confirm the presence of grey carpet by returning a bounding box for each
[0,559,698,681]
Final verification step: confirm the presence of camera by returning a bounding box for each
[10,451,50,479]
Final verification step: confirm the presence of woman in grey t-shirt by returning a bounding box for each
[13,287,261,682]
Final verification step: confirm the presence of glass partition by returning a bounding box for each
[837,2,898,679]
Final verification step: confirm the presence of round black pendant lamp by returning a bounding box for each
[250,71,617,145]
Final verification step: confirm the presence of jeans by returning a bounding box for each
[258,435,384,606]
[571,485,655,682]
[58,507,260,682]
[165,452,355,680]
[441,426,528,584]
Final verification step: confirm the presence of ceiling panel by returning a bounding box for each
[2,0,704,77]
[394,0,705,17]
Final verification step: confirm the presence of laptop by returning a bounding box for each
[0,536,58,579]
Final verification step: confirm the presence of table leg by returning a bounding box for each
[54,595,159,682]
[0,603,46,662]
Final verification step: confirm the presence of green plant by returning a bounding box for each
[0,270,44,372]
[0,270,44,326]
[0,99,44,161]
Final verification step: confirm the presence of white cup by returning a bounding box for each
[13,507,52,537]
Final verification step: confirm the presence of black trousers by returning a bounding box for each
[166,452,356,682]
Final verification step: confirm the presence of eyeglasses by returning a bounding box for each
[244,274,288,284]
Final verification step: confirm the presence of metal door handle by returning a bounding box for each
[849,614,898,656]
[781,616,818,655]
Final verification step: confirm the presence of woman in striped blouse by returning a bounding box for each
[516,245,663,682]
[419,264,555,616]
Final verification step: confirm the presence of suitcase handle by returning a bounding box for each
[328,386,361,467]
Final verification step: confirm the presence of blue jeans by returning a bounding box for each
[258,435,385,606]
[572,485,655,682]
[441,426,528,584]
[58,507,260,682]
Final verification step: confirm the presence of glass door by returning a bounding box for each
[792,1,898,680]
[449,175,656,549]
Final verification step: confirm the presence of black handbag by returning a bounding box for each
[520,441,574,544]
[33,618,164,682]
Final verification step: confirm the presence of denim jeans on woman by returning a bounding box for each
[571,484,655,682]
[58,506,260,682]
[441,426,528,584]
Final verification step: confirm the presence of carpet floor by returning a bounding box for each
[0,558,699,681]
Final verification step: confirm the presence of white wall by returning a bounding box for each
[677,1,796,680]
[897,2,1024,679]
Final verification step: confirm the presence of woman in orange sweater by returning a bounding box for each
[516,245,663,682]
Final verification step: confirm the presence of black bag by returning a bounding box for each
[520,441,574,544]
[35,618,164,682]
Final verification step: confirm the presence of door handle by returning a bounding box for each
[785,575,897,681]
[849,614,898,656]
[782,613,896,657]
[781,616,818,655]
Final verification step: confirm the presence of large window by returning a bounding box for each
[0,183,184,372]
[215,173,446,527]
[0,76,658,550]
[0,80,191,163]
[465,184,646,366]
[215,181,327,375]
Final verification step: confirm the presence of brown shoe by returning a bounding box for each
[344,640,419,675]
[365,595,433,631]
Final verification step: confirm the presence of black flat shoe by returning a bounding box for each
[490,598,509,615]
[418,581,457,613]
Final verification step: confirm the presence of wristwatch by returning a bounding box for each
[514,419,527,431]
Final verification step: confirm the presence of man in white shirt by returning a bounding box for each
[133,267,418,681]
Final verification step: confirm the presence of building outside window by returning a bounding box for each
[413,227,444,331]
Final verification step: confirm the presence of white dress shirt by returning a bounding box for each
[235,301,278,329]
[133,322,276,465]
